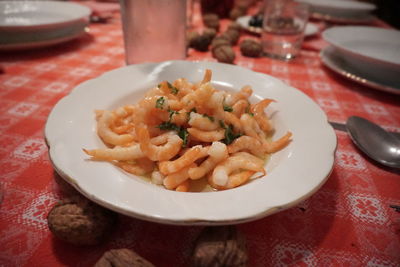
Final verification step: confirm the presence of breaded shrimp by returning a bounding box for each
[97,110,134,145]
[137,124,182,161]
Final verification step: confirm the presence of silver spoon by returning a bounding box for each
[346,116,400,169]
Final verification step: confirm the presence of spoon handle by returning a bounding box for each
[329,121,400,139]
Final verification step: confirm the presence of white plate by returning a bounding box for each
[322,26,400,85]
[0,1,90,50]
[0,1,91,30]
[297,0,375,20]
[0,23,89,51]
[237,15,319,37]
[320,46,400,95]
[45,60,337,225]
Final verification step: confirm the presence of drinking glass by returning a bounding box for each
[119,0,187,65]
[261,0,309,60]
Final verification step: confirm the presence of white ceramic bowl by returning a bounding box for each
[45,61,337,225]
[323,26,400,86]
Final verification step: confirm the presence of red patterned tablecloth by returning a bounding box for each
[1,5,400,267]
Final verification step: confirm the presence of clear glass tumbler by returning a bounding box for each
[120,0,187,65]
[261,0,309,60]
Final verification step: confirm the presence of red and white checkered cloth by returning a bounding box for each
[0,9,399,267]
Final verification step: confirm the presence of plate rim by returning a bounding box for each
[298,0,376,11]
[322,26,400,68]
[0,25,89,51]
[320,45,400,95]
[45,60,337,225]
[0,0,91,30]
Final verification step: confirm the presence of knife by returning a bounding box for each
[329,121,400,139]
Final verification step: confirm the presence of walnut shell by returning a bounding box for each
[94,249,154,267]
[187,31,200,47]
[47,195,117,245]
[227,22,242,32]
[212,45,235,64]
[190,34,212,51]
[191,226,248,267]
[203,28,217,41]
[221,29,240,45]
[211,36,231,50]
[203,13,220,31]
[240,39,263,57]
[229,7,246,21]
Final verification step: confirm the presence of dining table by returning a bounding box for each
[0,1,399,266]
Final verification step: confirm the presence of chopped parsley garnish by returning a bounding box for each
[155,96,165,109]
[156,112,188,147]
[168,109,180,120]
[223,103,233,112]
[178,128,189,147]
[156,121,178,131]
[167,82,179,95]
[219,120,242,145]
[202,114,215,122]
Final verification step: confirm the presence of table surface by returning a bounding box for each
[1,4,400,267]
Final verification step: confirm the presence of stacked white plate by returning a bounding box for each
[0,1,91,51]
[321,26,400,95]
[296,0,376,24]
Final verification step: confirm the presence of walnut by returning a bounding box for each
[227,22,242,32]
[221,29,240,45]
[240,39,263,57]
[203,13,220,31]
[212,45,235,64]
[47,195,117,245]
[191,226,248,267]
[190,34,212,51]
[203,28,217,41]
[94,249,154,267]
[229,7,246,21]
[187,31,200,47]
[211,36,231,50]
